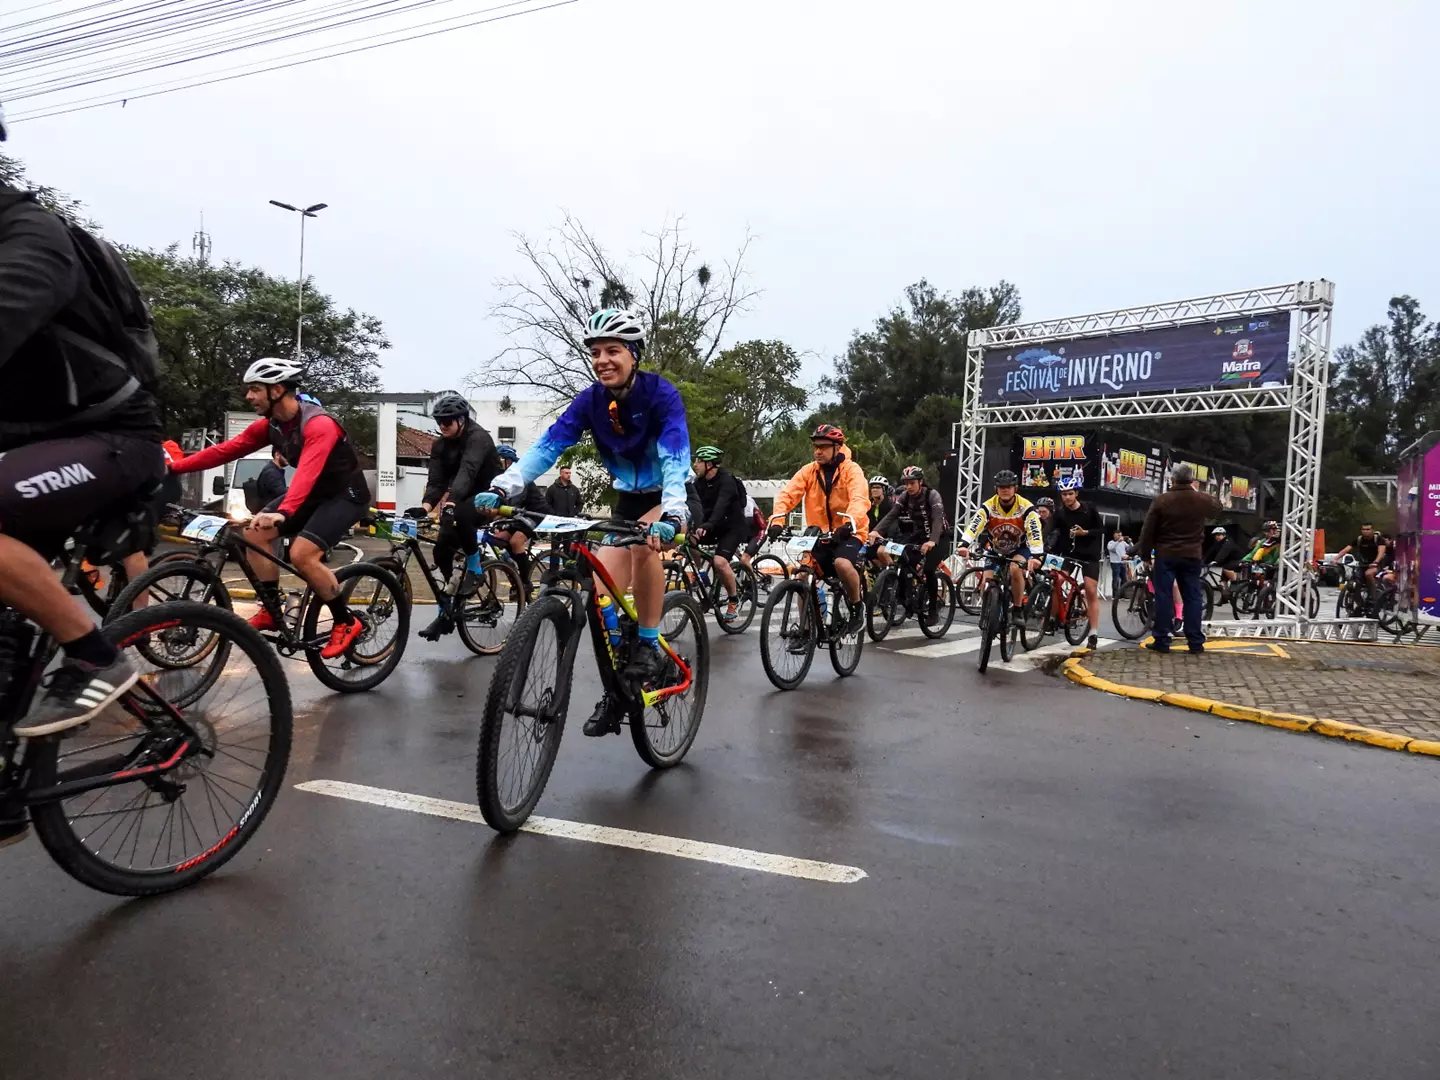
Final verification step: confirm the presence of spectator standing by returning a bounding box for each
[257,448,289,506]
[1136,463,1222,654]
[1106,529,1129,596]
[545,464,583,517]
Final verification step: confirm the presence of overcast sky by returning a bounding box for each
[7,0,1437,397]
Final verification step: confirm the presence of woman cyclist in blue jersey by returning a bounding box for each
[476,308,691,735]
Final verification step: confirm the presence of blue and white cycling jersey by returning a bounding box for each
[491,371,692,521]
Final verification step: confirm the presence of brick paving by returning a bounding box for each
[1075,641,1440,739]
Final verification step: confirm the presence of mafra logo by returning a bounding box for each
[15,462,97,499]
[1232,339,1255,360]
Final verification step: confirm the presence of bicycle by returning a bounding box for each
[663,538,759,634]
[758,528,865,690]
[954,555,986,618]
[973,549,1019,673]
[744,539,792,598]
[865,540,956,641]
[371,510,525,656]
[1017,553,1092,650]
[2,508,291,894]
[476,510,709,833]
[107,509,409,693]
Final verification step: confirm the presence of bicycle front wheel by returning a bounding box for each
[716,563,758,635]
[750,554,789,596]
[977,586,997,673]
[956,567,985,617]
[866,567,899,642]
[829,593,864,677]
[476,595,573,832]
[28,601,292,896]
[999,603,1016,663]
[1019,582,1050,651]
[1113,581,1151,640]
[759,578,816,691]
[457,558,525,656]
[1064,591,1091,646]
[632,591,709,767]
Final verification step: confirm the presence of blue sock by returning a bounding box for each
[637,625,660,650]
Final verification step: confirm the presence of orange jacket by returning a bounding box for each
[771,451,870,539]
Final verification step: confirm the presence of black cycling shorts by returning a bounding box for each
[267,493,365,552]
[0,432,164,558]
[710,521,750,560]
[814,535,864,575]
[615,489,662,522]
[490,515,536,542]
[1074,558,1101,581]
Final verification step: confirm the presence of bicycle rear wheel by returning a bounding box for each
[716,563,758,635]
[999,604,1016,662]
[956,567,985,617]
[302,562,410,692]
[1113,581,1151,640]
[1019,581,1050,651]
[1064,592,1091,646]
[476,595,572,832]
[919,572,956,638]
[759,579,815,691]
[866,567,899,641]
[456,558,525,656]
[632,591,709,767]
[27,601,292,896]
[750,554,789,596]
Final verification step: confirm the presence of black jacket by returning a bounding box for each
[867,497,894,532]
[256,461,288,505]
[0,186,159,449]
[544,477,582,517]
[1053,500,1103,560]
[876,486,947,544]
[422,420,501,505]
[692,467,744,531]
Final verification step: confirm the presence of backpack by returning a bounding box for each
[54,220,160,394]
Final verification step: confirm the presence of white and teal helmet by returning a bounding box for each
[582,308,646,349]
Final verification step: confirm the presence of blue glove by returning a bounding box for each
[648,520,678,545]
[473,490,501,510]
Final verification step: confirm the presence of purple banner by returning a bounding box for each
[1414,536,1440,618]
[1425,443,1440,529]
[982,312,1293,405]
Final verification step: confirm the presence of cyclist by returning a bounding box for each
[766,423,869,634]
[738,487,766,570]
[480,444,548,600]
[0,109,167,745]
[1243,520,1282,568]
[1205,526,1245,595]
[870,465,950,616]
[476,308,690,736]
[1033,496,1063,555]
[956,470,1044,616]
[1054,481,1103,649]
[690,445,748,621]
[414,391,503,637]
[867,476,901,569]
[170,359,370,659]
[1336,523,1388,596]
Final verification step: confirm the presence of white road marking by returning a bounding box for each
[296,779,867,884]
[991,637,1115,671]
[893,637,984,658]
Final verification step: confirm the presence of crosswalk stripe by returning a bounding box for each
[892,637,984,658]
[989,637,1114,671]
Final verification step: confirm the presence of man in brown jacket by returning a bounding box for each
[1136,463,1223,653]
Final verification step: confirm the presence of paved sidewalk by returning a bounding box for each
[1070,640,1440,742]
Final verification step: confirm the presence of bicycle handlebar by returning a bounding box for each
[495,507,686,547]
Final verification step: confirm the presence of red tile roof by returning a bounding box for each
[397,425,434,459]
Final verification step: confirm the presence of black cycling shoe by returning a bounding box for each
[844,602,864,636]
[417,609,455,641]
[623,643,665,687]
[582,694,624,737]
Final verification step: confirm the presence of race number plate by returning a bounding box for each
[181,514,228,541]
[392,517,418,539]
[790,535,818,553]
[1043,553,1065,571]
[885,541,907,556]
[534,515,592,534]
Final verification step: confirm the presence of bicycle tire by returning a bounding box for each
[716,563,758,635]
[919,573,956,639]
[750,554,789,595]
[999,603,1016,663]
[475,595,572,832]
[977,585,997,673]
[866,567,898,641]
[1019,581,1050,651]
[28,601,292,896]
[828,593,864,677]
[759,578,816,691]
[370,555,415,607]
[631,591,709,767]
[302,562,410,692]
[456,558,525,656]
[1064,592,1091,646]
[105,559,232,626]
[1201,579,1216,621]
[956,567,985,617]
[1113,581,1151,640]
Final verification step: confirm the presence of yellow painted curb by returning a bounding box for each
[1061,657,1432,757]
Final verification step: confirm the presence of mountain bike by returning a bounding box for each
[371,510,525,655]
[974,550,1018,673]
[107,509,408,693]
[758,528,865,690]
[865,540,956,641]
[2,508,290,894]
[476,511,709,833]
[663,539,759,634]
[1017,554,1092,650]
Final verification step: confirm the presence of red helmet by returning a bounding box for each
[810,423,845,445]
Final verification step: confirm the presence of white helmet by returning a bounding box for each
[243,357,304,385]
[581,308,645,347]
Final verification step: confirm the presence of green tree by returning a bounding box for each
[670,339,808,476]
[821,279,1022,466]
[124,247,388,434]
[1330,296,1440,469]
[0,150,95,227]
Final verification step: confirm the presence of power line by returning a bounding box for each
[8,0,579,122]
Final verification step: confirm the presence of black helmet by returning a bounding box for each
[430,391,470,422]
[993,469,1019,486]
[900,465,925,483]
[1035,496,1055,509]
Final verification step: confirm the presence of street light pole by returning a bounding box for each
[269,199,328,361]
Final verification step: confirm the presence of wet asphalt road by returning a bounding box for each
[3,612,1440,1080]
